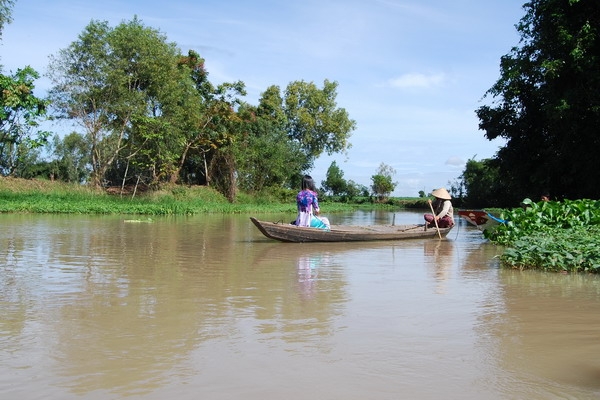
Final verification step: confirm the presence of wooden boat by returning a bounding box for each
[250,217,453,243]
[457,209,504,231]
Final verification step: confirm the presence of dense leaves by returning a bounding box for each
[43,18,355,200]
[458,158,503,208]
[474,0,600,204]
[0,67,49,176]
[501,227,600,273]
[370,163,397,202]
[284,80,355,166]
[321,160,347,196]
[485,198,600,273]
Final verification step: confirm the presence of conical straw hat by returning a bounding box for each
[431,188,451,200]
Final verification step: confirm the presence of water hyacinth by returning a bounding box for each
[485,199,600,273]
[501,226,600,273]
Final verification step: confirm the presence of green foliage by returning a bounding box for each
[476,0,600,202]
[347,180,369,198]
[485,198,600,273]
[485,198,600,245]
[321,161,347,196]
[0,0,14,39]
[46,19,355,202]
[370,162,397,202]
[47,132,91,183]
[458,158,505,207]
[0,67,50,176]
[233,103,304,193]
[501,226,600,273]
[284,80,356,166]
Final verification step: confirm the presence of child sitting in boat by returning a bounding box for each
[294,175,330,230]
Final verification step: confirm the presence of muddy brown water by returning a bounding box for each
[1,211,599,399]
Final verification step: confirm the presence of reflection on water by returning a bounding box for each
[0,212,599,399]
[423,239,454,294]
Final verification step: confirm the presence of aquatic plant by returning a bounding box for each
[500,226,600,273]
[485,198,600,245]
[485,199,600,273]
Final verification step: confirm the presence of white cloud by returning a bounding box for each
[388,73,446,89]
[445,156,465,167]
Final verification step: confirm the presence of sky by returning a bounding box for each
[1,0,525,196]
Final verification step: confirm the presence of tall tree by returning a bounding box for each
[371,162,397,202]
[48,132,91,183]
[459,158,503,208]
[233,102,304,193]
[284,80,355,170]
[47,18,199,188]
[322,160,348,196]
[0,67,49,176]
[233,82,355,194]
[172,50,248,189]
[476,0,600,202]
[0,1,49,177]
[48,20,126,187]
[0,0,14,40]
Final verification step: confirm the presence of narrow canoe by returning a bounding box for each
[457,209,505,231]
[250,217,452,243]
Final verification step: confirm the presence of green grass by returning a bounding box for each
[0,177,425,215]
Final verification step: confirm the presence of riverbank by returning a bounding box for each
[0,177,424,215]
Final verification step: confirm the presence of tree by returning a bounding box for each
[0,0,14,41]
[48,20,126,187]
[346,179,369,199]
[174,50,248,190]
[45,17,357,202]
[0,67,49,176]
[48,132,91,183]
[476,0,600,202]
[47,18,201,188]
[233,102,304,193]
[370,162,397,202]
[235,81,355,192]
[458,158,504,208]
[284,80,356,170]
[321,160,347,196]
[0,3,49,177]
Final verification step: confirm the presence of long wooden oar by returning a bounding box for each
[428,199,442,239]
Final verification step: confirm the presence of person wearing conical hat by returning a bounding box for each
[424,188,454,228]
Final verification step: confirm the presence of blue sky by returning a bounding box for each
[1,0,525,196]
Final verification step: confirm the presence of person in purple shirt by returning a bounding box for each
[294,175,330,229]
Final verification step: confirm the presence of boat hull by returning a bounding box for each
[250,217,452,243]
[457,209,501,231]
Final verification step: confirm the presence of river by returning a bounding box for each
[1,211,599,399]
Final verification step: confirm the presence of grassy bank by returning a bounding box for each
[0,177,422,215]
[0,177,292,214]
